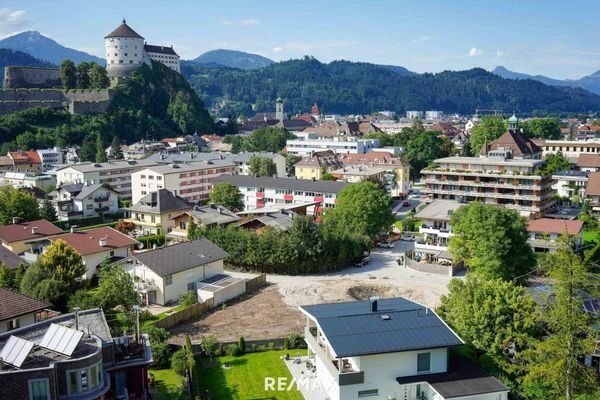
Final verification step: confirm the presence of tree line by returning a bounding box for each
[59,59,110,90]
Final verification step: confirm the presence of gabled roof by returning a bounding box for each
[0,219,63,244]
[74,183,116,201]
[51,227,138,256]
[144,44,178,56]
[132,238,229,277]
[59,182,84,194]
[126,189,192,214]
[0,245,28,271]
[238,212,295,231]
[9,151,41,164]
[480,130,541,157]
[175,205,240,226]
[527,218,584,235]
[586,172,600,196]
[577,154,600,168]
[300,298,463,357]
[105,19,144,39]
[0,288,50,321]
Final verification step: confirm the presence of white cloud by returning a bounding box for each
[496,50,505,57]
[469,47,482,57]
[411,36,431,44]
[241,18,260,25]
[222,18,260,26]
[0,8,29,36]
[272,46,284,53]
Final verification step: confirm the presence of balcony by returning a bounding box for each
[420,225,451,238]
[58,209,83,217]
[94,195,110,202]
[95,206,110,213]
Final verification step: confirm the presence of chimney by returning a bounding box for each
[369,296,379,312]
[70,226,78,233]
[99,237,108,247]
[12,217,20,224]
[31,227,38,235]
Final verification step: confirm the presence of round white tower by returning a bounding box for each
[104,19,146,78]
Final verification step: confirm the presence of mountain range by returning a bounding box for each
[492,66,600,95]
[0,31,104,65]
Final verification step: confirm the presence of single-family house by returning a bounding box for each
[527,218,584,253]
[298,297,508,400]
[238,209,296,232]
[577,154,600,172]
[0,245,27,273]
[168,204,240,241]
[0,219,63,256]
[124,189,192,235]
[585,172,600,213]
[0,288,50,333]
[294,150,342,180]
[50,182,119,221]
[124,238,231,305]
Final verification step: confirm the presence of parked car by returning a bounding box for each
[401,234,415,241]
[377,241,395,248]
[402,201,410,207]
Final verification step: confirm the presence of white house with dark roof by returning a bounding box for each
[50,182,119,221]
[297,297,508,400]
[124,238,232,305]
[123,188,192,235]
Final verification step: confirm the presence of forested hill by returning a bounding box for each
[182,57,600,116]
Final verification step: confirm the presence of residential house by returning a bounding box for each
[527,218,584,253]
[238,209,296,232]
[56,159,158,200]
[123,189,192,235]
[0,245,28,273]
[7,151,42,174]
[0,219,63,256]
[294,150,342,180]
[168,204,240,241]
[32,227,139,279]
[160,137,188,152]
[551,170,589,200]
[338,152,410,198]
[422,128,554,217]
[331,165,386,184]
[0,288,50,333]
[212,174,350,216]
[0,308,153,400]
[123,238,232,305]
[50,183,119,221]
[586,172,600,213]
[299,297,508,400]
[431,122,459,138]
[577,153,600,172]
[130,159,235,204]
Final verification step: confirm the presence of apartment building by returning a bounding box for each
[56,159,158,200]
[338,152,410,198]
[36,148,64,172]
[298,297,508,400]
[131,159,235,204]
[0,151,42,174]
[422,130,554,217]
[294,150,342,180]
[0,308,153,400]
[212,174,349,215]
[533,138,600,160]
[286,136,380,156]
[50,183,120,221]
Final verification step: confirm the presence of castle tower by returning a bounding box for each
[104,19,146,78]
[508,112,518,131]
[275,97,285,122]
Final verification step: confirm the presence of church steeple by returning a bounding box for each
[508,112,518,131]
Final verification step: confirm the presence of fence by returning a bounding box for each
[245,273,267,293]
[190,337,306,354]
[152,299,213,330]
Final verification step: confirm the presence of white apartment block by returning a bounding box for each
[533,138,600,160]
[406,111,424,119]
[37,148,64,172]
[131,160,235,204]
[212,175,349,215]
[425,110,444,120]
[286,137,380,156]
[55,159,158,200]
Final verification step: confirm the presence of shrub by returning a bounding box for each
[144,326,169,343]
[286,332,304,349]
[151,342,171,369]
[283,337,290,350]
[179,291,197,308]
[267,342,274,351]
[225,343,241,356]
[238,336,246,354]
[171,348,188,376]
[138,234,166,249]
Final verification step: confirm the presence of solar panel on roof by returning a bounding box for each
[39,323,83,356]
[0,335,35,368]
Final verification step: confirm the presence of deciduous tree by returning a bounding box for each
[0,185,40,224]
[209,182,244,211]
[469,116,506,156]
[249,156,276,177]
[60,59,76,89]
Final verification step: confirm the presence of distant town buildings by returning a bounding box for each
[286,136,380,156]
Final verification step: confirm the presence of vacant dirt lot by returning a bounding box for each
[169,284,305,344]
[169,244,455,343]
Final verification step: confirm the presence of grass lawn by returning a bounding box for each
[193,350,306,400]
[150,368,186,400]
[582,228,600,243]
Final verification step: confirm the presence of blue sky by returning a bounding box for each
[3,0,600,79]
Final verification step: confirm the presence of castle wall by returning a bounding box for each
[0,88,114,115]
[3,66,61,89]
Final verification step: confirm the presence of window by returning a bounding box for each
[7,318,19,331]
[86,204,93,210]
[358,389,378,397]
[187,282,195,291]
[28,378,50,400]
[165,275,173,285]
[417,352,431,373]
[67,362,102,395]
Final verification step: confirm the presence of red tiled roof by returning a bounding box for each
[586,172,600,196]
[339,152,407,167]
[0,219,63,244]
[50,227,138,256]
[480,130,541,157]
[527,218,584,235]
[577,154,600,168]
[8,151,41,164]
[0,288,50,320]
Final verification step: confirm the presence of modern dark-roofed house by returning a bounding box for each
[168,204,241,241]
[123,238,232,305]
[124,188,192,235]
[0,288,50,333]
[298,297,508,400]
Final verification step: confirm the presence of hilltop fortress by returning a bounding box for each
[0,19,181,115]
